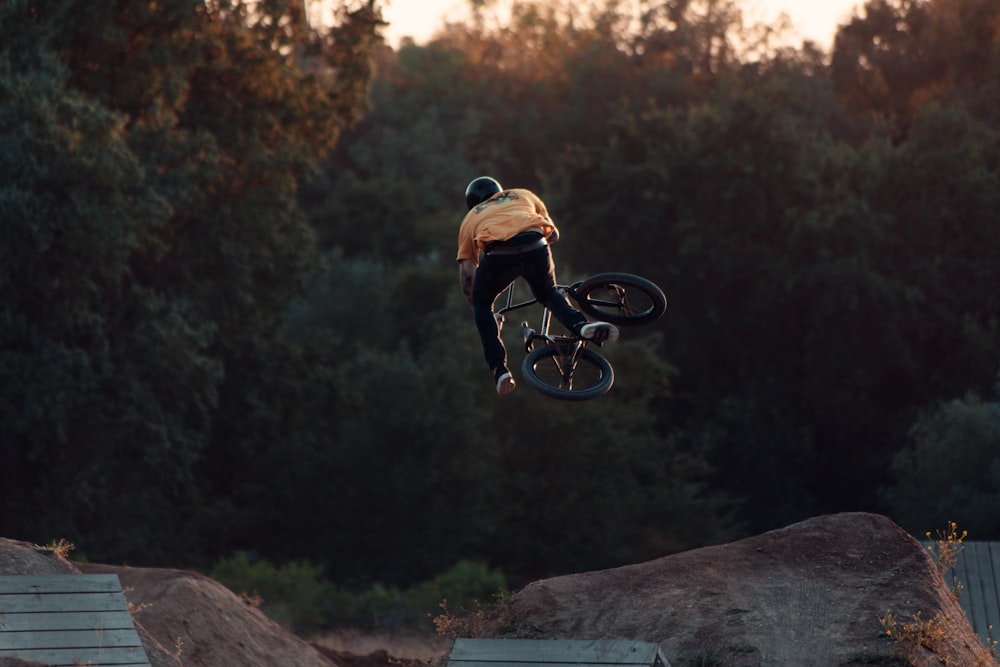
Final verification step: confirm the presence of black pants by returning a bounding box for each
[471,244,587,371]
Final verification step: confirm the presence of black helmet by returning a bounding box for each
[465,176,502,209]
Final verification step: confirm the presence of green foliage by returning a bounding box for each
[832,0,1000,137]
[212,555,337,634]
[882,393,1000,536]
[313,340,507,583]
[211,555,505,634]
[0,0,379,564]
[5,0,1000,595]
[404,560,507,623]
[286,249,393,345]
[0,9,220,561]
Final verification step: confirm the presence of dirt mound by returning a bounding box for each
[0,538,380,667]
[77,562,341,667]
[2,513,996,667]
[0,538,80,576]
[477,512,996,666]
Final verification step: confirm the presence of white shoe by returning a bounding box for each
[496,371,516,397]
[579,321,619,343]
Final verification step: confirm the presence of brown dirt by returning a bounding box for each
[476,512,997,666]
[1,513,996,667]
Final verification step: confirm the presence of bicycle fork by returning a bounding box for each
[522,312,590,390]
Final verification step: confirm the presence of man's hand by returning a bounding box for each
[458,259,477,307]
[542,217,560,244]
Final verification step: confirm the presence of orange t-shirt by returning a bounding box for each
[456,188,558,265]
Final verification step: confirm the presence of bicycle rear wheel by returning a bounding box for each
[521,343,614,401]
[572,272,666,327]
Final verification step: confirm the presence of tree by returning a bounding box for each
[0,0,381,564]
[882,389,1000,536]
[831,0,1000,139]
[0,15,219,560]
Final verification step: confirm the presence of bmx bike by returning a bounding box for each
[494,272,666,401]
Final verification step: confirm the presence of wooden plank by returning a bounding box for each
[0,575,122,594]
[450,662,654,667]
[977,543,1000,639]
[0,610,136,632]
[0,628,143,649]
[0,575,151,667]
[949,545,975,626]
[0,645,151,666]
[449,638,662,664]
[959,543,991,639]
[0,591,129,613]
[960,544,984,634]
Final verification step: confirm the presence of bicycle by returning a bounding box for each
[494,272,667,401]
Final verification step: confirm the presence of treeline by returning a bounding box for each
[2,0,998,596]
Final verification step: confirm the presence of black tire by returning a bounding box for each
[572,272,667,327]
[521,343,614,401]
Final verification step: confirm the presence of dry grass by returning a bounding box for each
[311,628,448,661]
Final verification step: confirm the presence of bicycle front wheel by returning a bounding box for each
[572,272,667,327]
[522,343,614,401]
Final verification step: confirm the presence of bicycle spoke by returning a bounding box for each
[554,352,578,389]
[589,284,647,317]
[538,345,598,390]
[522,343,614,401]
[572,273,666,327]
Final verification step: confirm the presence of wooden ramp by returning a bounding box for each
[0,574,151,667]
[447,638,671,667]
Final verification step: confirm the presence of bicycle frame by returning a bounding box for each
[494,280,587,354]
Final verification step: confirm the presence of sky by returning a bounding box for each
[377,0,864,51]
